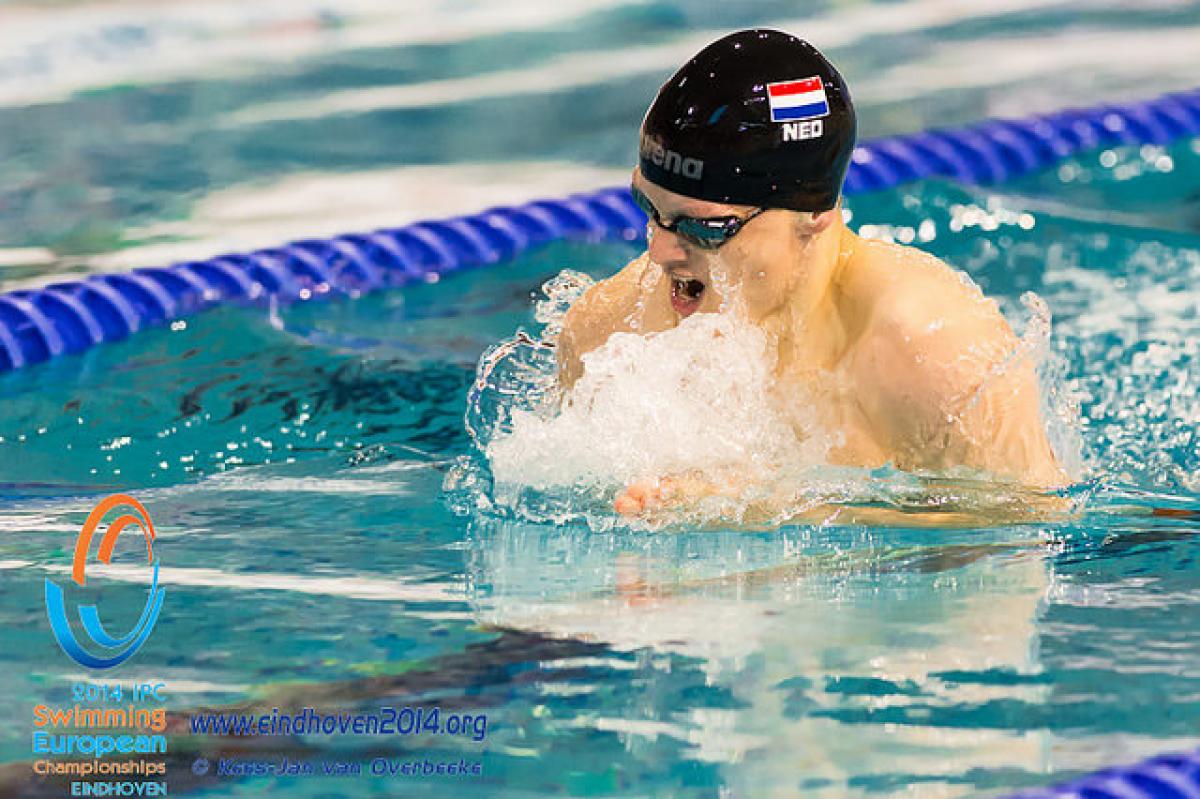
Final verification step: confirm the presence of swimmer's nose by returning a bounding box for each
[647,221,688,266]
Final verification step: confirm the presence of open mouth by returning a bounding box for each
[670,275,706,318]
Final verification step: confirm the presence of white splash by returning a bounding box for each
[487,311,808,492]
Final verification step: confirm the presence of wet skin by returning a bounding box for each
[557,169,1068,518]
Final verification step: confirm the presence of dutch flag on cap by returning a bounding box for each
[766,76,830,123]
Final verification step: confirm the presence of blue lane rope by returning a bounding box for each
[1007,748,1200,798]
[1,87,1199,373]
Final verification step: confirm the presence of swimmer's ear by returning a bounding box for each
[794,207,838,237]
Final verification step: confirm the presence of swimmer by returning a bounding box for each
[554,29,1069,517]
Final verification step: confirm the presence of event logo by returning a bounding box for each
[45,494,165,669]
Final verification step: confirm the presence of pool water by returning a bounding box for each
[3,2,1200,797]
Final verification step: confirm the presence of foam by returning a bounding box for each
[488,311,811,492]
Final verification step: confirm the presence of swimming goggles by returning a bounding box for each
[630,185,766,250]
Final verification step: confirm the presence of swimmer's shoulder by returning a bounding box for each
[842,235,1019,418]
[565,255,650,325]
[843,236,1065,488]
[558,255,655,387]
[842,235,1011,346]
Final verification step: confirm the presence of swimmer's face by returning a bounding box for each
[632,167,833,322]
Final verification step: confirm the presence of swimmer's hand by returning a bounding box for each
[615,470,838,529]
[614,470,749,519]
[615,475,692,516]
[615,470,826,528]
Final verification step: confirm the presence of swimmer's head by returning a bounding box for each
[638,29,856,213]
[632,30,856,320]
[633,31,856,321]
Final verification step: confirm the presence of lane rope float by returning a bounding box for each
[1,86,1198,373]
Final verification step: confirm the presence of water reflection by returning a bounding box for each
[465,513,1054,792]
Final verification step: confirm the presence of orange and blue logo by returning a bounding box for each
[45,494,165,669]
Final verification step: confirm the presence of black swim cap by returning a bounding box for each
[639,29,856,212]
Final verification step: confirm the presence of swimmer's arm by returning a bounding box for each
[861,295,1068,489]
[615,472,1070,527]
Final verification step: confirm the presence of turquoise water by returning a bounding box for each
[3,2,1200,797]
